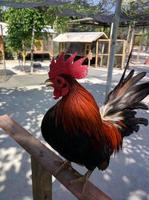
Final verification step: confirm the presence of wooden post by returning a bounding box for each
[100,43,105,67]
[137,32,143,63]
[62,42,65,52]
[87,50,93,67]
[58,43,60,53]
[121,40,126,69]
[95,40,99,67]
[31,157,52,200]
[137,44,141,63]
[59,43,63,53]
[0,115,112,200]
[105,0,122,98]
[129,26,135,54]
[126,25,131,51]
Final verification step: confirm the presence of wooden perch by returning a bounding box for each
[0,115,112,200]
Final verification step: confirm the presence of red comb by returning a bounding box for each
[48,52,88,79]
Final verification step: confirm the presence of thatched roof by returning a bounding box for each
[53,32,108,43]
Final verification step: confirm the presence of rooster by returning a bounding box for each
[41,52,149,193]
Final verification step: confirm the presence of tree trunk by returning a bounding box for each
[22,51,26,66]
[0,24,6,80]
[30,22,35,73]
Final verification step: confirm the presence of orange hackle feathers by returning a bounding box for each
[55,79,103,141]
[54,77,122,152]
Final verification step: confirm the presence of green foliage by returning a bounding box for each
[5,0,149,56]
[4,8,48,53]
[122,0,149,19]
[44,6,70,33]
[122,0,149,45]
[3,6,71,54]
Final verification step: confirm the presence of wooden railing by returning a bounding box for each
[0,115,112,200]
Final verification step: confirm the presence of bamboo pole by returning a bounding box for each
[105,0,122,98]
[0,115,112,200]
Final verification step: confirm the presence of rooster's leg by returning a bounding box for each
[70,170,93,194]
[54,160,71,175]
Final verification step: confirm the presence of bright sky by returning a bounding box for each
[90,0,115,13]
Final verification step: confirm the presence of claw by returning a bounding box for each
[54,160,71,175]
[70,170,93,194]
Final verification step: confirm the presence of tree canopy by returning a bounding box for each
[4,8,50,52]
[1,0,149,56]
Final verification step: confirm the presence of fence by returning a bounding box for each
[0,115,112,200]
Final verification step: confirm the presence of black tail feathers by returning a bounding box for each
[101,70,149,137]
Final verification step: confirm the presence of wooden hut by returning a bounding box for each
[53,32,126,68]
[53,32,107,66]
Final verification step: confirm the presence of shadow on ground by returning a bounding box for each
[13,64,49,73]
[0,68,149,200]
[0,69,16,82]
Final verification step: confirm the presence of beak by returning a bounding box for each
[44,79,52,87]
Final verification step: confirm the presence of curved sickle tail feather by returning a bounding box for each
[101,70,149,138]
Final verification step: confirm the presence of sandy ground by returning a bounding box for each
[0,60,149,200]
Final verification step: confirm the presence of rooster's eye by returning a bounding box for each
[63,83,67,88]
[55,76,68,89]
[55,76,66,87]
[57,78,62,85]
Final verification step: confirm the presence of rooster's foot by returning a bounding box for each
[54,160,71,175]
[70,170,93,194]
